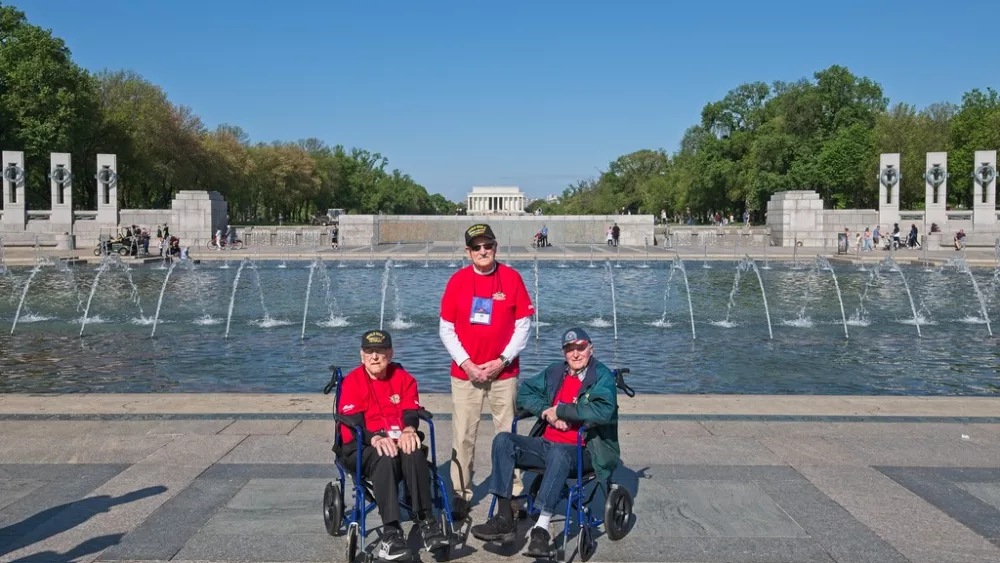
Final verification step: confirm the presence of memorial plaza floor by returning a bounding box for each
[1,393,999,563]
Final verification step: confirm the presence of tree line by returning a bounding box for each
[531,66,1000,221]
[0,3,455,224]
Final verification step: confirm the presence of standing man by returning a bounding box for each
[611,223,620,247]
[439,223,533,520]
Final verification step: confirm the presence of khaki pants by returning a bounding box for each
[450,376,523,502]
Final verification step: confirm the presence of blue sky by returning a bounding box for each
[15,0,999,202]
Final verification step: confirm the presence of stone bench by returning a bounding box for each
[925,232,998,250]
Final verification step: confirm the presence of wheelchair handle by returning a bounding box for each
[417,408,433,421]
[614,368,635,398]
[322,365,340,395]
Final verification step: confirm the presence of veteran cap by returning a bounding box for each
[464,223,497,247]
[361,329,393,350]
[561,327,592,348]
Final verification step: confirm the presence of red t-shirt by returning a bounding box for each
[337,364,420,444]
[543,375,585,446]
[440,263,534,380]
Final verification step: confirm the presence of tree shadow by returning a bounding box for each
[0,485,167,558]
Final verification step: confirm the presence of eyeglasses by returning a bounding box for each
[469,243,496,251]
[362,348,388,356]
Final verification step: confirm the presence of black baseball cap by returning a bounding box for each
[465,223,496,247]
[361,329,392,350]
[562,327,592,348]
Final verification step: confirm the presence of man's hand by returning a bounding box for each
[373,435,398,457]
[478,358,505,381]
[542,406,569,431]
[399,429,421,454]
[460,359,487,383]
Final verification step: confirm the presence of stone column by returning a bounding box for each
[973,150,997,229]
[924,152,947,229]
[878,153,901,229]
[49,152,73,229]
[96,154,119,227]
[1,150,27,232]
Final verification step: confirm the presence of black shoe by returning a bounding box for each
[419,518,449,552]
[450,497,470,521]
[375,527,412,561]
[470,513,517,544]
[523,527,552,558]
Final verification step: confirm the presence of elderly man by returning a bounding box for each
[336,330,448,561]
[471,328,620,557]
[439,223,534,519]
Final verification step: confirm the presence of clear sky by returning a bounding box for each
[14,0,999,202]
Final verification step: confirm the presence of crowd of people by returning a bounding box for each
[332,222,622,562]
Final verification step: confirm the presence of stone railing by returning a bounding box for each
[240,226,332,247]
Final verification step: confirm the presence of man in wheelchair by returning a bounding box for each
[335,330,449,561]
[471,327,619,557]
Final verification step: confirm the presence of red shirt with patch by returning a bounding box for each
[543,374,585,446]
[337,364,419,444]
[439,263,534,380]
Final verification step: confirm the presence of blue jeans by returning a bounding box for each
[488,432,592,514]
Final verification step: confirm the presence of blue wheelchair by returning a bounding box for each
[321,365,463,562]
[487,368,636,562]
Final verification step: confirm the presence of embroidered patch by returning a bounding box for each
[341,404,355,412]
[493,292,506,301]
[389,394,400,404]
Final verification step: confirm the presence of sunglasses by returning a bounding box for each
[362,348,389,356]
[469,242,496,251]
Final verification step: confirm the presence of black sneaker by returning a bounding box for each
[419,518,449,552]
[450,497,470,521]
[470,513,517,544]
[375,527,412,561]
[523,526,552,558]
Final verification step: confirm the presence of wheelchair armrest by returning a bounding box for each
[514,408,536,422]
[417,408,433,421]
[333,413,353,427]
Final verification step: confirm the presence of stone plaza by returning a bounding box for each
[1,394,999,563]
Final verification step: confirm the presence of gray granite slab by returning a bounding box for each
[755,480,909,562]
[201,508,319,536]
[221,420,300,435]
[199,463,334,480]
[877,466,1000,544]
[0,465,127,531]
[959,483,1000,512]
[0,480,43,513]
[217,435,333,464]
[226,479,330,511]
[97,478,246,561]
[623,535,834,562]
[171,533,336,562]
[0,436,175,464]
[633,480,808,538]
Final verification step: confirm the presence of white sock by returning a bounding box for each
[534,511,553,531]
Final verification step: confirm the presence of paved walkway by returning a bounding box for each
[3,241,998,269]
[2,394,1000,563]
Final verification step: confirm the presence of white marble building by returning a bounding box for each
[466,186,526,214]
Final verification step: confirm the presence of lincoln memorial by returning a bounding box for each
[466,185,526,214]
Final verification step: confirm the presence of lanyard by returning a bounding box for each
[471,263,503,298]
[362,369,400,433]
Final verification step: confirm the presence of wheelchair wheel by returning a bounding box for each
[346,522,359,562]
[577,522,596,562]
[323,482,343,536]
[604,485,633,540]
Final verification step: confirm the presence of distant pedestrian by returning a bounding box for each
[611,223,620,247]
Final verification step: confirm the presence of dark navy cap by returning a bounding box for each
[561,327,592,348]
[465,223,496,246]
[361,329,392,350]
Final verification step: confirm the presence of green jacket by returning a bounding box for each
[516,358,621,482]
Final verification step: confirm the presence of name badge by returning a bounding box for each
[388,425,402,440]
[470,297,493,325]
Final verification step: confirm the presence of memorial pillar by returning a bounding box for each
[1,150,27,231]
[49,152,73,228]
[96,154,119,227]
[924,152,947,229]
[878,153,901,229]
[973,150,997,229]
